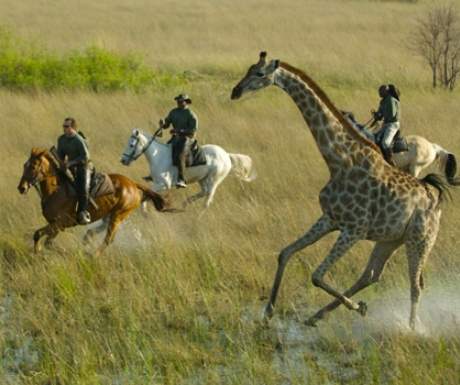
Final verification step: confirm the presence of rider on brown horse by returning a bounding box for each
[57,117,93,224]
[159,94,198,188]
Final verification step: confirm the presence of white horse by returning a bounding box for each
[342,111,459,182]
[120,129,256,208]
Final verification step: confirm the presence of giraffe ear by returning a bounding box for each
[258,51,267,65]
[274,60,280,69]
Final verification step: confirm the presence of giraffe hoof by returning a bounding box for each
[357,301,367,317]
[264,304,274,320]
[304,317,318,327]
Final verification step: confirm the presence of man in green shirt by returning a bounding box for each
[371,84,401,165]
[57,117,93,224]
[160,94,198,188]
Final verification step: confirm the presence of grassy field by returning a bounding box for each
[1,0,460,384]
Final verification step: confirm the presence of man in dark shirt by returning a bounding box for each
[160,94,198,188]
[57,117,93,224]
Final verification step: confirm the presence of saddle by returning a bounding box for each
[186,139,207,167]
[64,171,114,199]
[376,130,408,154]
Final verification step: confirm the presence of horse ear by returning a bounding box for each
[31,147,46,158]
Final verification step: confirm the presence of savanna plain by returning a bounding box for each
[0,0,459,384]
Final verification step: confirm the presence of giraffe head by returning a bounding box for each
[231,51,280,100]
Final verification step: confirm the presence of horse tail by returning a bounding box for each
[421,173,451,204]
[229,153,257,182]
[136,183,169,211]
[434,145,460,186]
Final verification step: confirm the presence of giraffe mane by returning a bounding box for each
[279,62,382,154]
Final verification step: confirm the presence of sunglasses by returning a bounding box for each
[63,124,71,128]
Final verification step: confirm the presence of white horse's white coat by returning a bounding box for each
[120,129,256,208]
[343,113,457,179]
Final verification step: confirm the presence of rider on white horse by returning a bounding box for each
[160,93,198,188]
[370,84,401,166]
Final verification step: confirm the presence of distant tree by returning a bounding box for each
[409,4,460,90]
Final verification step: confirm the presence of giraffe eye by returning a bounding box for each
[255,71,264,78]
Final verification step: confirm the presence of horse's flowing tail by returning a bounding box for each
[434,145,460,186]
[421,173,451,204]
[229,153,257,182]
[136,183,169,211]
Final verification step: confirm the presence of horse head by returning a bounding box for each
[18,148,52,194]
[120,128,149,166]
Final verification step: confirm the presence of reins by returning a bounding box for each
[123,129,161,162]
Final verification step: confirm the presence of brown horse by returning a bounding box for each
[17,147,169,255]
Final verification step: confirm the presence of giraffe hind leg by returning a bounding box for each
[405,210,440,330]
[310,230,366,313]
[306,240,402,326]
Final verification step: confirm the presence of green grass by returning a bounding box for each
[0,27,187,92]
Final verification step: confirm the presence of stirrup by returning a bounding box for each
[176,179,187,189]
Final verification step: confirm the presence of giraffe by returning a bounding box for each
[231,52,451,329]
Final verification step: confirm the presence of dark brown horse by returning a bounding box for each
[18,148,169,255]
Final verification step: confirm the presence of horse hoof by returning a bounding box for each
[357,301,367,317]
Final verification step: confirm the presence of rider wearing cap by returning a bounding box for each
[57,117,93,224]
[160,94,198,188]
[371,84,401,166]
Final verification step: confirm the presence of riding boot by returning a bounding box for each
[75,165,92,224]
[383,148,396,167]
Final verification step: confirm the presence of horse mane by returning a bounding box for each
[279,62,382,154]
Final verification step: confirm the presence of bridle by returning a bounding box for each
[122,131,156,162]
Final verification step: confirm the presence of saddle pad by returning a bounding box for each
[187,140,207,167]
[90,172,114,198]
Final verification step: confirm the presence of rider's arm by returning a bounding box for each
[162,111,173,129]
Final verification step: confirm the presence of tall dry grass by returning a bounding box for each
[1,0,460,384]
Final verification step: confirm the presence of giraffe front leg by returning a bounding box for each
[310,230,363,314]
[264,215,336,320]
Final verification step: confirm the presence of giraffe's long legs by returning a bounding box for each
[265,215,336,319]
[310,230,365,312]
[306,240,402,326]
[405,212,440,330]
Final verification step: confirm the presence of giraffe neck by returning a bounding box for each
[274,64,380,175]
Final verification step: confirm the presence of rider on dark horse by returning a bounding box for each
[159,94,198,188]
[57,117,93,224]
[370,84,401,166]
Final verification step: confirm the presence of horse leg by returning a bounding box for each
[83,217,109,243]
[95,209,132,256]
[34,225,53,253]
[44,224,61,249]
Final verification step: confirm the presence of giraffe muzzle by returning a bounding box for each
[231,86,242,100]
